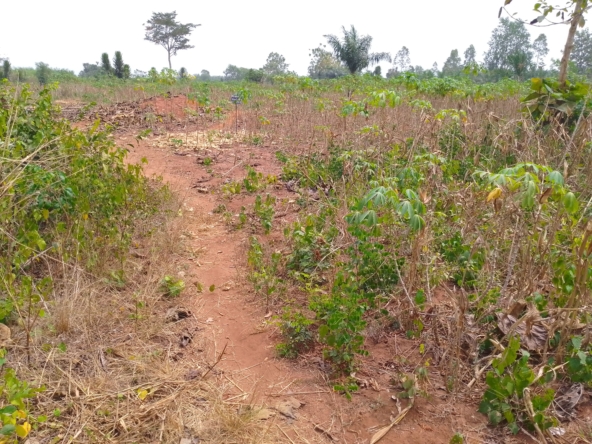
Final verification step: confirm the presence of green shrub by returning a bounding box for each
[159,276,185,298]
[275,310,313,359]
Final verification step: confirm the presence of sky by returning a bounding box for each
[0,0,574,76]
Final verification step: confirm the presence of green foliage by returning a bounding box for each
[442,49,463,77]
[439,232,484,288]
[0,82,162,357]
[1,60,10,81]
[0,350,44,442]
[247,237,284,310]
[262,52,290,78]
[484,18,533,79]
[312,271,367,374]
[246,69,264,83]
[113,51,127,79]
[254,194,275,234]
[159,275,185,298]
[324,25,391,75]
[479,337,556,434]
[308,45,348,79]
[572,28,592,77]
[450,433,465,444]
[566,336,592,383]
[285,209,338,278]
[101,53,112,75]
[34,62,51,85]
[242,167,266,193]
[275,309,314,359]
[522,77,590,128]
[144,11,200,69]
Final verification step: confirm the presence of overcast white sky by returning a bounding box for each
[0,0,573,76]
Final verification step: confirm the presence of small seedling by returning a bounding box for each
[160,276,185,297]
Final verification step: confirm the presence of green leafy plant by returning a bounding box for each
[247,237,284,311]
[285,208,338,279]
[0,350,44,442]
[522,77,590,129]
[312,271,368,375]
[243,167,266,193]
[479,336,556,434]
[254,194,276,234]
[275,310,314,359]
[159,275,185,298]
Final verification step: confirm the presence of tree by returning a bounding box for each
[123,64,130,79]
[308,45,347,79]
[507,51,532,79]
[484,18,533,76]
[113,51,126,79]
[262,52,289,77]
[179,67,188,79]
[79,63,102,78]
[144,11,200,69]
[199,69,211,81]
[463,45,477,65]
[442,49,462,76]
[432,62,440,76]
[393,46,411,73]
[101,53,112,75]
[35,62,51,85]
[246,69,264,83]
[324,25,391,75]
[532,34,549,70]
[572,28,592,76]
[223,64,248,81]
[373,66,382,76]
[1,59,10,80]
[502,0,590,85]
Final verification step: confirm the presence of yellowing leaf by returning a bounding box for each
[137,389,148,400]
[16,410,26,419]
[15,422,31,438]
[487,188,503,203]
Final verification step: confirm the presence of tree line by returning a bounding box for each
[3,7,592,84]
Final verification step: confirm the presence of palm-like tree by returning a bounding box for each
[324,25,391,75]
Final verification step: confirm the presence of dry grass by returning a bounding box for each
[4,189,284,443]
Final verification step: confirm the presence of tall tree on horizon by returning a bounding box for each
[144,11,200,69]
[262,52,289,77]
[101,53,112,75]
[572,28,592,77]
[393,46,411,73]
[532,34,549,70]
[442,49,463,76]
[1,59,10,80]
[463,45,477,65]
[501,0,589,85]
[308,45,347,79]
[113,51,126,79]
[484,18,533,77]
[324,25,391,75]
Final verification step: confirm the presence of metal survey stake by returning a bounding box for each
[230,94,241,133]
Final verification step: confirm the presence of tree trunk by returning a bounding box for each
[559,0,585,86]
[168,51,172,70]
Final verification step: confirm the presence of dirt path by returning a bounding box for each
[122,131,348,443]
[113,98,525,444]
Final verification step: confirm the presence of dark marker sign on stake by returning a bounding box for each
[230,94,241,133]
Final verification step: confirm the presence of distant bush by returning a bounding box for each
[35,62,51,85]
